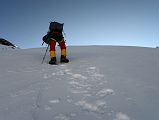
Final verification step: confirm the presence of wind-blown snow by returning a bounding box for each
[0,46,159,120]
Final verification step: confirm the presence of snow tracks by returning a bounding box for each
[30,61,129,120]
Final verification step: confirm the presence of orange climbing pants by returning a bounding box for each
[49,39,67,58]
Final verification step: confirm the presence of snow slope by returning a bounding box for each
[0,46,159,120]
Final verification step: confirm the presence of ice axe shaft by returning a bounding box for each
[41,45,49,64]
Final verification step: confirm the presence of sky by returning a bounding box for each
[0,0,159,48]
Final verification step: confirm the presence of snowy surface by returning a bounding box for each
[0,46,159,120]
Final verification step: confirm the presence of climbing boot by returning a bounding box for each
[49,57,57,65]
[60,55,69,63]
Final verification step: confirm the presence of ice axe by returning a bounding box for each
[41,44,49,64]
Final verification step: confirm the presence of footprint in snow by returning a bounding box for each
[44,99,61,111]
[54,114,70,120]
[49,99,60,104]
[115,112,131,120]
[96,88,114,98]
[75,100,106,113]
[71,74,87,80]
[87,66,96,70]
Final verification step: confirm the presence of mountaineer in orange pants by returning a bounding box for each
[49,31,69,65]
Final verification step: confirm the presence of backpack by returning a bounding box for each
[49,21,64,32]
[42,21,64,44]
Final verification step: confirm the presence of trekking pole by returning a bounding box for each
[41,45,49,64]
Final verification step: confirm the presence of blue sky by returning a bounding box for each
[0,0,159,48]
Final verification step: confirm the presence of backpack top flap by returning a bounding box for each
[49,22,64,32]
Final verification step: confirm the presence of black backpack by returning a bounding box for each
[42,21,64,44]
[49,21,64,32]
